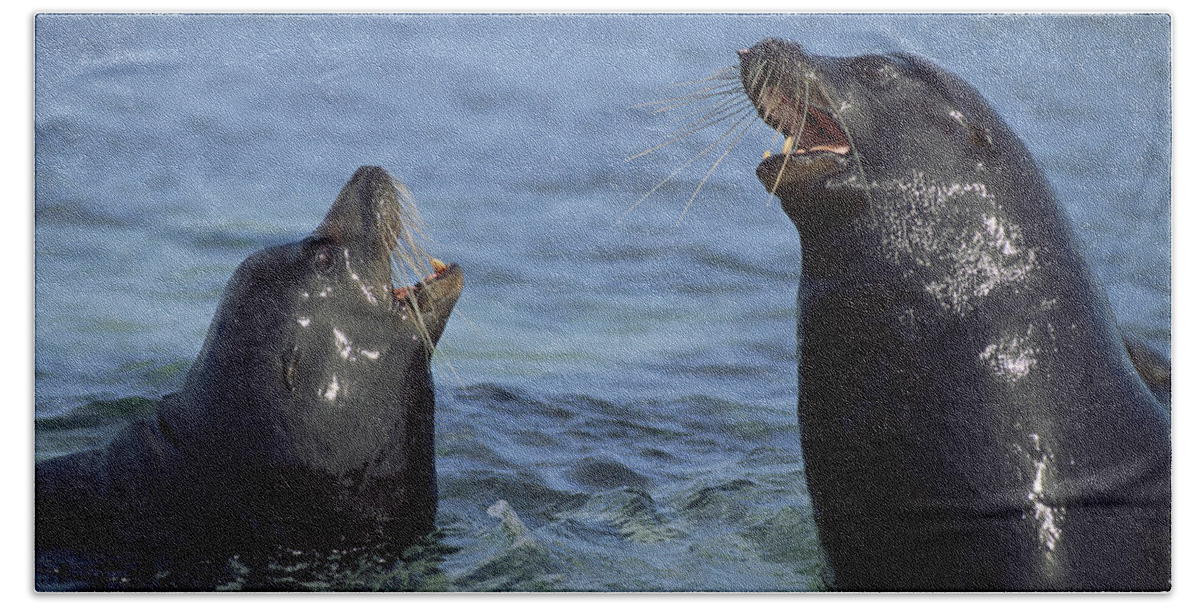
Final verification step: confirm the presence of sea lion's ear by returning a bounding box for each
[949,110,993,149]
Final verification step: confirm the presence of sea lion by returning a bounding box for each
[737,39,1170,591]
[35,166,463,564]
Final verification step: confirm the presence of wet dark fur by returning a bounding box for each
[736,39,1170,591]
[36,167,463,572]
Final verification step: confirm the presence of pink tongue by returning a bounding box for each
[761,88,851,154]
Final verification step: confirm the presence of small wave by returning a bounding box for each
[34,201,141,229]
[439,470,587,529]
[34,396,158,431]
[447,500,563,591]
[555,487,682,545]
[34,396,161,462]
[564,457,650,491]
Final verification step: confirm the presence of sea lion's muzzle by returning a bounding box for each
[739,39,853,192]
[393,260,463,316]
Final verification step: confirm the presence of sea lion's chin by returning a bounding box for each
[390,261,464,345]
[755,151,849,195]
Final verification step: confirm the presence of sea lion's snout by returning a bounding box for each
[317,166,463,336]
[739,39,853,194]
[393,259,464,345]
[318,166,405,261]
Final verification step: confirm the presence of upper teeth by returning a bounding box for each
[431,258,447,273]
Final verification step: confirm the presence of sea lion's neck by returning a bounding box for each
[796,171,1066,307]
[793,171,1155,439]
[793,170,1133,387]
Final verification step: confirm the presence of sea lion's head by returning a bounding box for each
[738,38,1041,239]
[160,166,461,543]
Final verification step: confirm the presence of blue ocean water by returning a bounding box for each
[33,14,1170,590]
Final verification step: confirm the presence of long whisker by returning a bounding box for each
[380,177,447,352]
[628,62,767,219]
[663,66,741,87]
[660,94,750,131]
[632,83,744,111]
[646,88,745,116]
[627,99,752,162]
[625,105,758,218]
[745,61,772,99]
[652,88,744,118]
[676,114,759,225]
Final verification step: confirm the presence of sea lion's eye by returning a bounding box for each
[314,244,334,271]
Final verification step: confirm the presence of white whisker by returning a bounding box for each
[676,115,759,224]
[625,106,759,218]
[627,99,752,162]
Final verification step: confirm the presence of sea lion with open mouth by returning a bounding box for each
[35,166,463,569]
[736,39,1170,591]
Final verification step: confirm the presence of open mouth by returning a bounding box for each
[392,258,462,311]
[754,85,852,161]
